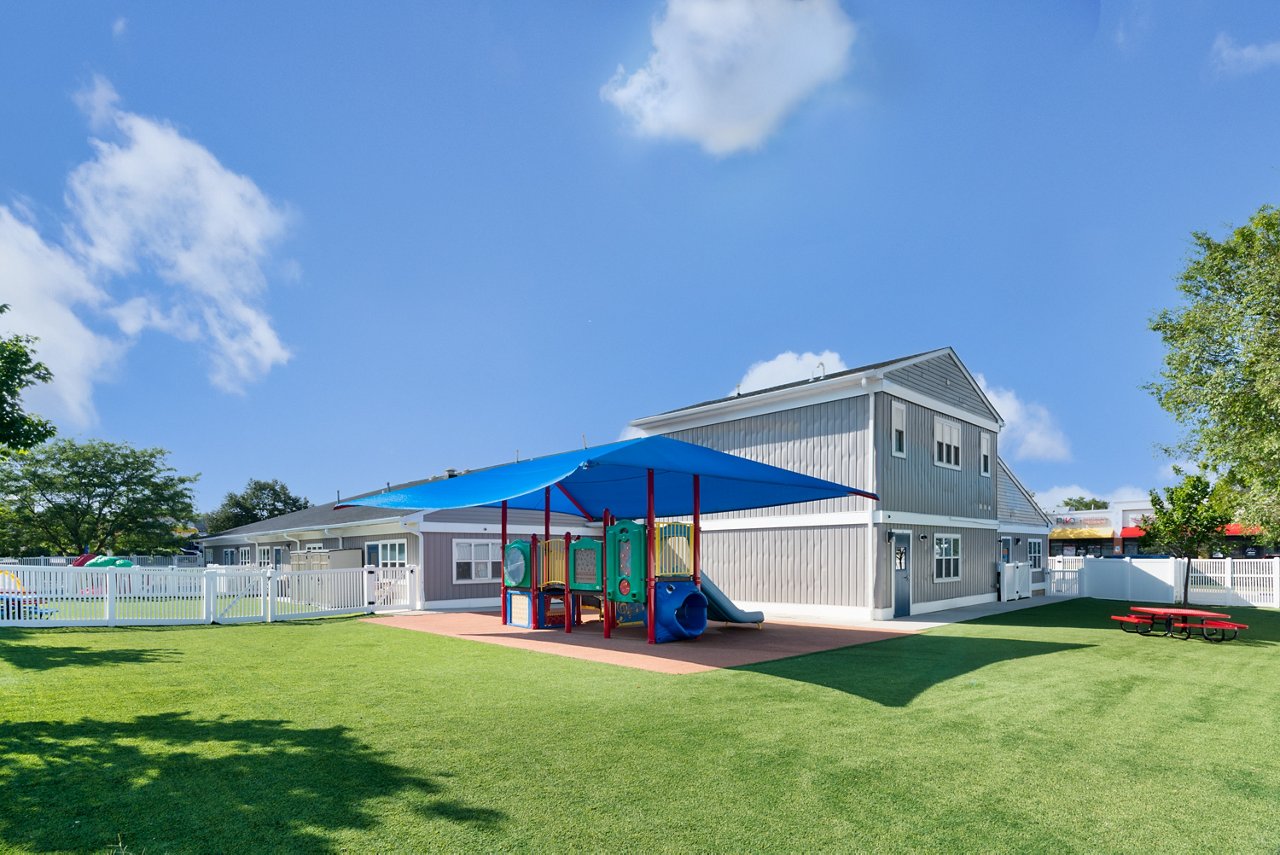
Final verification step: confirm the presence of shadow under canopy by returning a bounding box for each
[336,435,877,520]
[735,634,1093,707]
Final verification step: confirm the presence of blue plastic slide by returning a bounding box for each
[700,573,765,626]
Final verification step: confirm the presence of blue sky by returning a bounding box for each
[2,1,1279,512]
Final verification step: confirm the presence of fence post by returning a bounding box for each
[204,569,215,624]
[409,565,422,611]
[265,570,275,623]
[365,568,377,614]
[105,570,116,627]
[1225,556,1233,599]
[1274,558,1280,609]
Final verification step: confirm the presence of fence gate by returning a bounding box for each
[371,566,414,611]
[208,569,268,623]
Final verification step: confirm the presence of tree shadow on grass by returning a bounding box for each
[734,634,1091,707]
[0,639,179,671]
[0,712,505,852]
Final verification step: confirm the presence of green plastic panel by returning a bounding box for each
[503,540,532,588]
[568,538,603,592]
[606,520,647,603]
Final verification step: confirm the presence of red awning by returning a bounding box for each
[1124,523,1260,538]
[1121,526,1145,539]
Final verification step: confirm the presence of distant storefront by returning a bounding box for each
[1047,502,1266,558]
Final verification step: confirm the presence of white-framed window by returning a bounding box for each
[453,539,502,584]
[980,432,991,477]
[891,401,907,458]
[365,540,407,568]
[934,418,962,470]
[222,548,236,565]
[1028,539,1043,570]
[238,546,251,566]
[934,535,961,582]
[304,542,325,552]
[257,547,271,568]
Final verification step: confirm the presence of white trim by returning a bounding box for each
[910,592,998,615]
[422,596,502,610]
[419,521,598,536]
[933,533,962,582]
[1027,538,1044,570]
[933,416,962,471]
[890,400,907,459]
[364,539,408,568]
[629,370,1002,436]
[698,512,871,532]
[873,510,998,529]
[451,538,502,585]
[996,522,1053,535]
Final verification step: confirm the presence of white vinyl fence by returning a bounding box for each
[0,554,205,568]
[1074,557,1280,607]
[0,565,420,628]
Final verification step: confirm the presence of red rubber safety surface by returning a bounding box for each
[364,611,914,674]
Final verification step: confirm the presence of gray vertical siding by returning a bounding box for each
[701,526,868,607]
[663,396,873,518]
[996,459,1050,526]
[875,394,997,519]
[877,523,999,608]
[422,532,502,602]
[884,354,997,422]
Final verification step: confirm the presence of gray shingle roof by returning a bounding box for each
[204,474,445,539]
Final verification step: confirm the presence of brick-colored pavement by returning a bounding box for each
[364,611,914,674]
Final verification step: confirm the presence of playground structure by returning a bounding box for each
[0,568,54,620]
[504,518,713,643]
[338,435,876,645]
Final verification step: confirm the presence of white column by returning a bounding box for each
[105,570,116,627]
[204,569,216,624]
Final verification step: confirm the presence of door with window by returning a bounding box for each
[892,532,911,618]
[1000,537,1012,565]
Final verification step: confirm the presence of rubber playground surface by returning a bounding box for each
[364,611,914,674]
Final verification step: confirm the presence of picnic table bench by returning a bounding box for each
[1111,607,1247,642]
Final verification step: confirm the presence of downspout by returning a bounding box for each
[866,379,878,617]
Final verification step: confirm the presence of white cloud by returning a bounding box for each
[601,0,855,155]
[975,374,1070,463]
[735,349,847,395]
[0,208,123,427]
[1034,484,1149,512]
[66,82,292,392]
[112,17,127,39]
[0,76,293,426]
[1210,33,1280,76]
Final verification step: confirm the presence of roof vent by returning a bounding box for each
[446,468,459,478]
[811,361,826,382]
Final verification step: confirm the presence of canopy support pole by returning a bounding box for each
[500,501,508,625]
[564,530,573,634]
[602,508,612,640]
[646,468,656,645]
[693,475,701,588]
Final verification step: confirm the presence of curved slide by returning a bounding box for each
[700,573,764,626]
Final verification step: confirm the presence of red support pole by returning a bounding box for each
[500,501,508,624]
[692,474,701,588]
[530,532,539,627]
[564,530,572,634]
[646,468,656,645]
[543,487,551,629]
[602,508,612,640]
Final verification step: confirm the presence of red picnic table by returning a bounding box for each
[1112,606,1248,642]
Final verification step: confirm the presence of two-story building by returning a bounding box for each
[628,347,1050,621]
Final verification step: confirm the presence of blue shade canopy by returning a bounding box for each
[337,436,877,520]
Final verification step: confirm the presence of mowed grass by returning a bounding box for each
[1,599,1277,853]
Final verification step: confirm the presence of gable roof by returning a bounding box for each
[631,346,1003,430]
[996,457,1052,527]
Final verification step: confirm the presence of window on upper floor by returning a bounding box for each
[980,432,991,477]
[934,417,961,470]
[891,401,907,458]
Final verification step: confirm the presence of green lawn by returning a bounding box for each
[1,599,1277,853]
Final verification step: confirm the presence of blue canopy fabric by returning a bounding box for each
[337,435,877,520]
